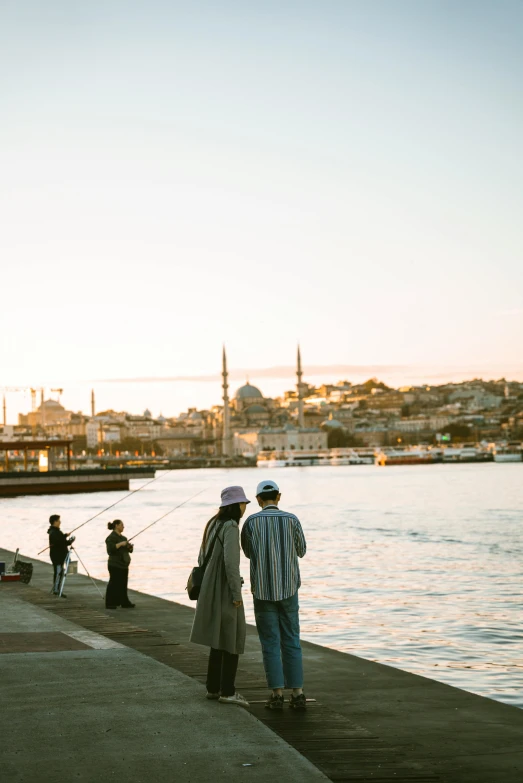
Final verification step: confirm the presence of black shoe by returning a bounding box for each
[121,602,135,608]
[289,693,307,711]
[265,694,284,711]
[106,605,118,610]
[60,594,68,599]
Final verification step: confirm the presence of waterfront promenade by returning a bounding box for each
[1,549,522,782]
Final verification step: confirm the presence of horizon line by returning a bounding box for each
[90,363,523,385]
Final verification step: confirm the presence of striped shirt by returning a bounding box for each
[241,505,306,601]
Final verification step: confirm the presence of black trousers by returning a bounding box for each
[106,566,130,607]
[206,647,239,697]
[51,561,65,593]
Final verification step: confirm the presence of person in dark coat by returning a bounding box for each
[105,520,135,609]
[47,514,74,597]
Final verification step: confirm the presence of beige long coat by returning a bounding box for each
[190,519,246,655]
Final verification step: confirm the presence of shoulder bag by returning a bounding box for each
[186,520,225,600]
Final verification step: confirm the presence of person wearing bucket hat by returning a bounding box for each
[241,479,308,711]
[190,486,251,707]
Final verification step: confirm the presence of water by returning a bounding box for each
[1,464,522,708]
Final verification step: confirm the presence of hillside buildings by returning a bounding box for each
[8,359,523,458]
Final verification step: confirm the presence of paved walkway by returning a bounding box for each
[2,548,523,782]
[0,591,328,783]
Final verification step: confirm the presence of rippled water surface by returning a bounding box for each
[1,464,522,707]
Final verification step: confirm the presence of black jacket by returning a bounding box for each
[106,532,132,570]
[48,526,73,564]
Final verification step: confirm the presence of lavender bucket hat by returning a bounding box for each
[219,485,251,507]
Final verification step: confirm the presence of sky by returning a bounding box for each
[1,0,522,419]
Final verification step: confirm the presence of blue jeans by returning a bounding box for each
[253,592,303,689]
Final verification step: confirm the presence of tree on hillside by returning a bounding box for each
[438,423,472,440]
[362,378,391,392]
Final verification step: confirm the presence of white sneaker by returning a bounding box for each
[218,692,250,708]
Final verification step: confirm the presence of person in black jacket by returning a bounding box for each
[47,514,74,597]
[105,520,135,609]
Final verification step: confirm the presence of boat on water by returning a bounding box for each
[493,444,522,463]
[375,448,435,466]
[256,447,374,468]
[441,447,492,463]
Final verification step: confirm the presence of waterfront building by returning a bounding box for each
[233,429,259,457]
[156,430,215,457]
[258,424,327,452]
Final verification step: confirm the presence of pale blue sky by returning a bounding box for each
[1,1,522,417]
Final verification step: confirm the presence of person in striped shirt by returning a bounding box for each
[241,479,308,711]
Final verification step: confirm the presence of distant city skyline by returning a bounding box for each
[1,1,522,416]
[2,358,522,424]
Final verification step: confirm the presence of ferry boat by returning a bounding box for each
[257,450,321,468]
[441,447,492,463]
[493,445,522,463]
[325,448,370,466]
[375,448,435,466]
[256,447,374,468]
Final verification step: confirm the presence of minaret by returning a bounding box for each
[91,389,96,417]
[2,394,6,426]
[222,346,232,457]
[297,344,305,428]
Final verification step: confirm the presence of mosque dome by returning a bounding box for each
[235,383,263,400]
[41,399,65,410]
[144,408,152,419]
[190,411,203,421]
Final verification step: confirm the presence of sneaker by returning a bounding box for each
[289,693,307,711]
[265,694,284,711]
[206,692,220,700]
[121,602,136,608]
[218,693,250,708]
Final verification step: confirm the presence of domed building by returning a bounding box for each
[321,416,344,431]
[234,383,264,413]
[219,345,323,458]
[244,403,270,426]
[38,399,69,425]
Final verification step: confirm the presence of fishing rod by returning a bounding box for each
[128,487,208,542]
[38,471,172,555]
[58,487,209,601]
[71,546,105,601]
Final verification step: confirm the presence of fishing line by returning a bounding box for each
[71,546,105,601]
[59,487,209,601]
[38,470,173,555]
[128,487,208,542]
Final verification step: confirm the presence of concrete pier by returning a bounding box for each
[1,547,522,783]
[0,467,155,497]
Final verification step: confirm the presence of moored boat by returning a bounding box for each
[376,448,435,466]
[493,445,522,463]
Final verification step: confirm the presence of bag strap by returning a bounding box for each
[201,519,226,569]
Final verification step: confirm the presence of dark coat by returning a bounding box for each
[47,526,72,564]
[106,532,132,570]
